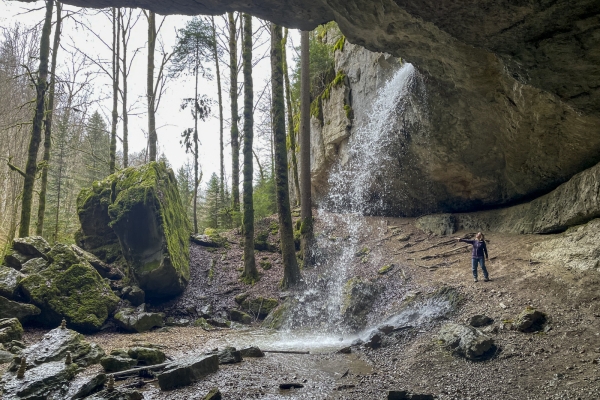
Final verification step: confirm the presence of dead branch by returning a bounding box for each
[263,350,310,355]
[405,238,457,254]
[420,245,470,260]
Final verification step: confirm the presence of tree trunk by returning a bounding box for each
[121,9,129,168]
[147,10,157,162]
[36,1,62,236]
[211,17,225,221]
[109,8,120,174]
[241,13,257,282]
[193,52,200,234]
[299,30,314,265]
[282,28,300,207]
[271,23,300,287]
[228,12,240,216]
[19,0,54,238]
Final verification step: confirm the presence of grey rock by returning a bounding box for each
[239,346,264,358]
[438,323,494,360]
[350,338,364,347]
[127,346,166,365]
[514,308,547,332]
[20,257,49,275]
[71,245,124,280]
[165,317,190,327]
[157,354,219,390]
[114,304,164,333]
[12,236,51,258]
[469,315,493,328]
[100,354,137,372]
[388,390,435,400]
[416,214,456,236]
[341,277,379,330]
[229,309,252,325]
[217,346,242,364]
[207,318,230,328]
[66,373,106,399]
[364,331,382,349]
[1,360,79,399]
[9,327,104,371]
[377,324,395,335]
[0,296,40,321]
[0,349,15,363]
[190,234,224,248]
[0,266,25,299]
[197,304,213,318]
[0,318,23,344]
[122,286,145,306]
[4,251,32,271]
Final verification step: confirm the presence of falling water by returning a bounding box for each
[280,63,431,336]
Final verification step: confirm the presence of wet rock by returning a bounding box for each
[20,257,48,275]
[84,388,143,400]
[12,236,51,258]
[438,323,495,360]
[0,266,25,300]
[240,346,265,358]
[239,296,279,319]
[378,325,395,335]
[261,297,296,330]
[416,214,456,236]
[157,354,219,390]
[364,331,382,349]
[9,327,104,371]
[122,286,145,307]
[341,277,379,330]
[337,346,352,354]
[114,304,164,333]
[514,307,547,332]
[469,314,494,327]
[4,250,31,271]
[70,245,124,280]
[191,233,225,248]
[351,338,364,347]
[217,346,242,364]
[207,318,230,328]
[279,383,304,389]
[100,353,137,372]
[127,347,166,365]
[0,296,41,321]
[0,349,14,363]
[18,244,119,331]
[197,304,213,318]
[0,318,23,344]
[203,387,222,400]
[229,309,252,324]
[66,373,106,399]
[0,360,79,399]
[388,390,435,400]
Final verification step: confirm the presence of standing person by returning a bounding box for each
[457,232,489,282]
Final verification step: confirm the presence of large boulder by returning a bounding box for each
[0,360,80,399]
[438,323,494,360]
[113,304,164,333]
[0,318,23,344]
[157,354,219,390]
[77,162,191,300]
[12,236,51,259]
[0,296,40,322]
[18,244,120,331]
[341,277,379,330]
[0,266,25,299]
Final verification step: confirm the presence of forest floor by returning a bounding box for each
[15,215,600,399]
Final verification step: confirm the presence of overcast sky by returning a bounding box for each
[1,0,300,188]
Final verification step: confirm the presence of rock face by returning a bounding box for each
[438,323,494,360]
[532,219,600,271]
[77,162,191,300]
[18,244,119,331]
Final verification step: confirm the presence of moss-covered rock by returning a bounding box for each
[378,264,394,275]
[100,353,137,372]
[0,318,23,344]
[4,250,32,270]
[0,265,25,299]
[240,297,279,319]
[128,346,166,365]
[254,231,277,252]
[193,317,214,330]
[261,298,296,330]
[20,257,48,275]
[229,309,252,324]
[12,236,51,258]
[341,277,379,330]
[113,305,164,333]
[18,244,119,332]
[0,296,40,322]
[514,307,547,332]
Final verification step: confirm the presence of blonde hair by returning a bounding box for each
[476,232,485,241]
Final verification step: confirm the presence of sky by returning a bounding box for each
[0,0,300,189]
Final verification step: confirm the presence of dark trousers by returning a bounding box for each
[472,257,488,279]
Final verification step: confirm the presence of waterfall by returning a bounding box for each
[282,63,427,335]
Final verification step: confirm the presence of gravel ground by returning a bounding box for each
[11,215,600,399]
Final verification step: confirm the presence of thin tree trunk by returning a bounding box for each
[109,8,120,174]
[282,28,300,207]
[228,12,240,216]
[147,10,157,162]
[253,149,264,181]
[271,23,300,287]
[211,17,225,220]
[193,51,199,234]
[19,0,54,238]
[37,0,62,236]
[299,30,314,266]
[121,9,129,168]
[241,13,257,282]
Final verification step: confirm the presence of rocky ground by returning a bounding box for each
[4,214,600,399]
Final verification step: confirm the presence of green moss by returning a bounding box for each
[241,297,279,318]
[310,96,324,126]
[269,221,279,235]
[332,70,346,87]
[260,261,272,271]
[344,103,354,120]
[378,264,394,275]
[333,36,346,52]
[193,317,214,330]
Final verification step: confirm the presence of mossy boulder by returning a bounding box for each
[0,265,25,299]
[12,236,51,258]
[100,353,137,372]
[514,307,547,332]
[4,250,32,270]
[113,305,164,333]
[20,257,48,275]
[77,162,191,300]
[0,318,23,344]
[239,297,279,319]
[128,346,166,365]
[341,277,380,330]
[262,298,296,330]
[0,296,40,322]
[18,244,119,332]
[229,309,252,324]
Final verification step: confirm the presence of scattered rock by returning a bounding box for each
[100,353,138,372]
[191,233,225,248]
[469,314,493,327]
[165,317,190,327]
[0,266,25,299]
[396,233,412,242]
[193,318,214,331]
[351,338,364,347]
[0,318,23,344]
[207,318,231,328]
[378,324,395,335]
[114,304,164,333]
[240,346,265,358]
[197,304,213,318]
[84,388,143,400]
[229,309,252,324]
[514,307,547,332]
[0,295,41,321]
[217,346,242,364]
[71,244,124,280]
[388,390,435,399]
[438,323,495,360]
[157,354,219,390]
[18,243,120,331]
[4,250,31,271]
[9,326,104,371]
[122,286,145,307]
[337,346,352,354]
[203,387,222,400]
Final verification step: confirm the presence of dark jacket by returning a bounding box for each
[460,239,488,259]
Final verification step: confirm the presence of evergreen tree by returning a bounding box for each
[202,172,220,229]
[83,111,111,185]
